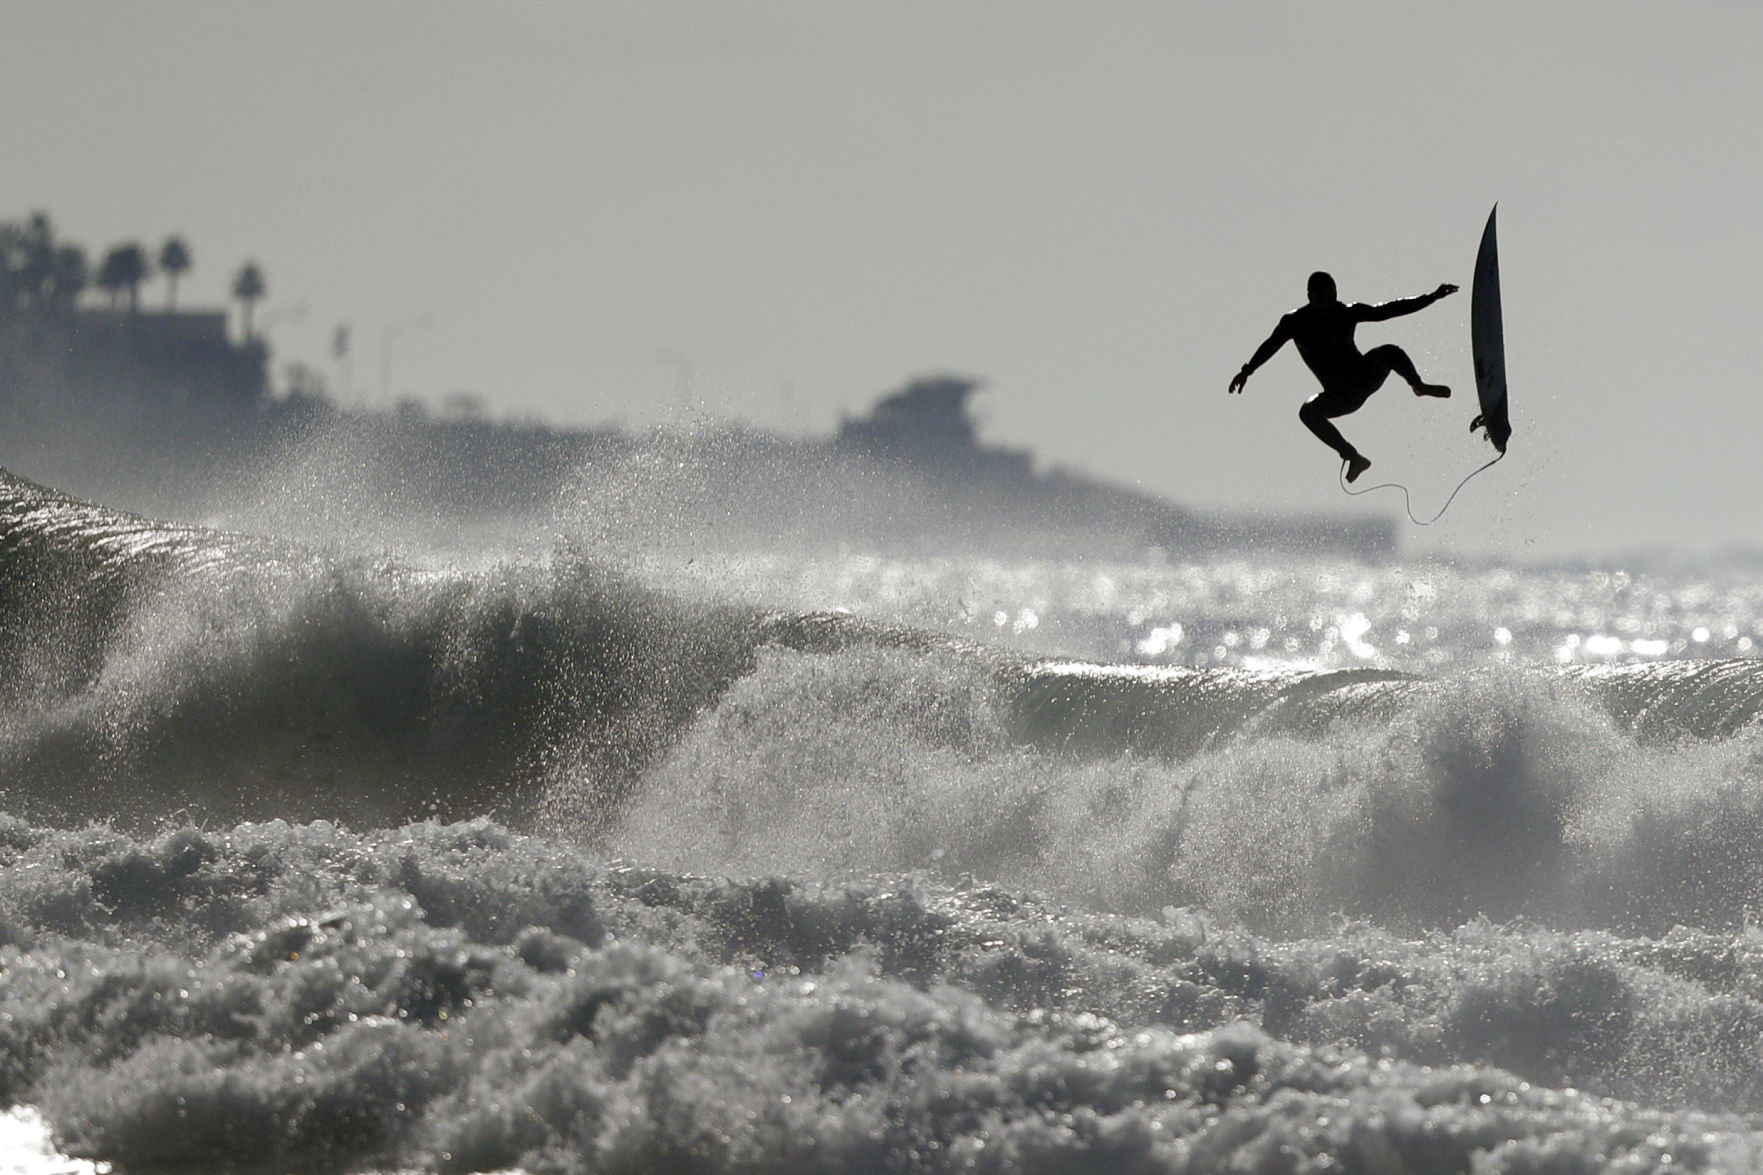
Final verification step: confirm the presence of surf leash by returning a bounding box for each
[1338,451,1504,526]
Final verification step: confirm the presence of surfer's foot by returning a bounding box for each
[1345,454,1372,483]
[1414,383,1451,398]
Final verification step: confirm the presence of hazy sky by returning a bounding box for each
[5,1,1760,559]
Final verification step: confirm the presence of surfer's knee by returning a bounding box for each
[1300,394,1344,423]
[1367,344,1418,386]
[1365,343,1405,372]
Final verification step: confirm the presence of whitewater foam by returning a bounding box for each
[8,818,1763,1170]
[9,464,1763,1171]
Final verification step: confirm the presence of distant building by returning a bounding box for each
[0,306,267,410]
[837,375,1032,480]
[73,307,229,344]
[834,373,1395,559]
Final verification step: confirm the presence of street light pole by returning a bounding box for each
[379,314,433,409]
[331,323,354,406]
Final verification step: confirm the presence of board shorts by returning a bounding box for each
[1307,350,1397,417]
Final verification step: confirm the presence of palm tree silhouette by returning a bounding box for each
[232,262,266,338]
[158,237,192,311]
[18,214,56,310]
[48,245,88,312]
[0,213,86,314]
[97,243,151,313]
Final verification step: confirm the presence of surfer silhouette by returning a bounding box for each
[1229,272,1458,482]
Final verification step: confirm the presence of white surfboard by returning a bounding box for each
[1470,205,1510,453]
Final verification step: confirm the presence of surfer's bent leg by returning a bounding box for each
[1366,344,1450,398]
[1299,393,1362,462]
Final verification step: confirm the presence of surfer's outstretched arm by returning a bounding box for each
[1355,283,1459,322]
[1229,315,1293,393]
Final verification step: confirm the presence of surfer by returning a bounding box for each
[1229,272,1459,482]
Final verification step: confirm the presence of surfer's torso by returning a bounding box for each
[1280,301,1378,393]
[1282,290,1446,394]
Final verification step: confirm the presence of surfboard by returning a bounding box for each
[1469,205,1511,453]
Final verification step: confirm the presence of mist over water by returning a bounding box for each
[6,436,1763,1173]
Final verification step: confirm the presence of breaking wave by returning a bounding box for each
[9,468,1763,942]
[10,467,1763,1172]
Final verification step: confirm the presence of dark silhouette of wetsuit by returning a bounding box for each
[1229,271,1458,482]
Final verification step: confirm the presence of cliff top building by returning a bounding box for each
[0,306,266,410]
[837,375,1032,481]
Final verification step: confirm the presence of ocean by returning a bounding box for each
[6,453,1763,1174]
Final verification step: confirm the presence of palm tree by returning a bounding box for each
[0,221,27,314]
[19,213,55,309]
[98,243,151,313]
[1,212,64,313]
[158,236,192,311]
[48,245,88,312]
[232,262,266,338]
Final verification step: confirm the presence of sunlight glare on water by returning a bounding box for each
[618,549,1763,672]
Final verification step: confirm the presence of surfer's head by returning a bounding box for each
[1307,271,1337,305]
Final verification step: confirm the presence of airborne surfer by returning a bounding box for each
[1229,272,1458,482]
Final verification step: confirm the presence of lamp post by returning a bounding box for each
[331,323,355,406]
[379,314,433,409]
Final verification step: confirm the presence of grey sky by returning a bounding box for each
[5,1,1759,558]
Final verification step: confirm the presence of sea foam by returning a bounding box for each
[7,818,1763,1170]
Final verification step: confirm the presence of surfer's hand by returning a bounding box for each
[1432,283,1459,300]
[1228,367,1249,394]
